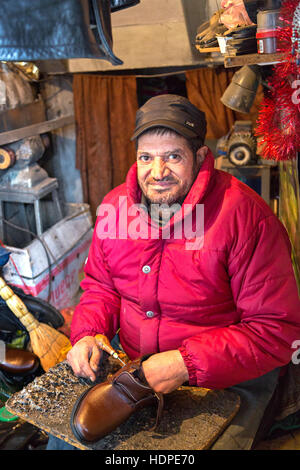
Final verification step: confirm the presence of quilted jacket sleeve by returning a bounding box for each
[179,214,300,389]
[70,217,121,345]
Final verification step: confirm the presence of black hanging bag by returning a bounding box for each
[0,0,123,65]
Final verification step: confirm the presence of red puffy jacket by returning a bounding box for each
[70,150,300,389]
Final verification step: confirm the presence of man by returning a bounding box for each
[65,94,300,449]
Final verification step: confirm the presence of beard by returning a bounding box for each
[140,171,197,206]
[143,184,189,206]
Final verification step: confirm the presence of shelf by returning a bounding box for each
[0,115,75,146]
[195,44,285,68]
[224,52,285,68]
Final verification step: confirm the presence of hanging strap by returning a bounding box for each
[91,0,123,65]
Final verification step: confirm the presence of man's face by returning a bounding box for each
[137,132,200,205]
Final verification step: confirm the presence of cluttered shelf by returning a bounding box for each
[195,2,285,68]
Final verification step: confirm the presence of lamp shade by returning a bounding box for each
[221,65,261,114]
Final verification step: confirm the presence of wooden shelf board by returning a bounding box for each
[0,115,75,146]
[224,52,285,68]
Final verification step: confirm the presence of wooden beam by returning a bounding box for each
[0,99,46,133]
[0,115,75,146]
[224,52,285,68]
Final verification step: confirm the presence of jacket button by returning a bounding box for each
[142,265,151,274]
[146,311,154,318]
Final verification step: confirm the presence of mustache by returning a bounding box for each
[146,176,178,184]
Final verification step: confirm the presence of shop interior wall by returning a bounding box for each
[38,75,84,206]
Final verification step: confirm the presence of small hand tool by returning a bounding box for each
[95,334,126,366]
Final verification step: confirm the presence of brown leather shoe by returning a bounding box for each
[70,358,164,443]
[0,347,40,375]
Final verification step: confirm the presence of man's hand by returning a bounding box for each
[66,335,103,382]
[142,350,189,394]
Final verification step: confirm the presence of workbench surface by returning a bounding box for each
[6,359,240,450]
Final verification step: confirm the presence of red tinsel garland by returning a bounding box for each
[255,0,300,161]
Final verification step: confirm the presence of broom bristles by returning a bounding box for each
[0,276,72,371]
[29,323,72,372]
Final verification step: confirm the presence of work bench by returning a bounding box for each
[6,358,240,450]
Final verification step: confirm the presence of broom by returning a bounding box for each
[0,276,72,372]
